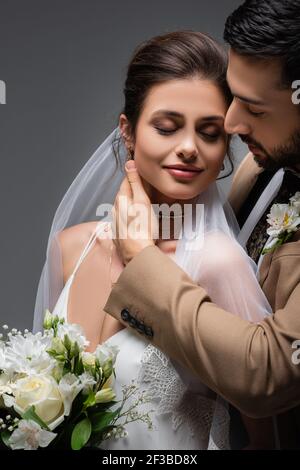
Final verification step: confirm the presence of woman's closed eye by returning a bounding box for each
[154,126,222,141]
[200,130,222,141]
[154,126,176,135]
[247,107,266,118]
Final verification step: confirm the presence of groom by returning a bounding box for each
[104,0,300,447]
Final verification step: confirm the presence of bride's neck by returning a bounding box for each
[143,179,197,242]
[144,179,197,210]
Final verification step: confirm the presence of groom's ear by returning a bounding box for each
[119,114,134,150]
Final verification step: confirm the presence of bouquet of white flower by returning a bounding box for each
[0,311,152,450]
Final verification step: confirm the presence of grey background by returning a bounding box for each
[0,0,247,330]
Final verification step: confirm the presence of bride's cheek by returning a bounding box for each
[203,152,224,173]
[209,145,227,170]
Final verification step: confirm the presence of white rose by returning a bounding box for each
[14,375,64,430]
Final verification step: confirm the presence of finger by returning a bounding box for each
[117,176,133,200]
[114,177,131,223]
[125,160,148,203]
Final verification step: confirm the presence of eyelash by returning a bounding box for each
[154,127,220,141]
[247,109,266,118]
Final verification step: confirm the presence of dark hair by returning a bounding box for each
[113,30,233,178]
[224,0,300,88]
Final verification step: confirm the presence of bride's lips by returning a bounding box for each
[163,165,204,180]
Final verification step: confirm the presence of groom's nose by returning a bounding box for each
[224,99,251,136]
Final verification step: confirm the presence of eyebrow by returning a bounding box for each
[233,93,267,106]
[151,110,224,122]
[226,70,267,106]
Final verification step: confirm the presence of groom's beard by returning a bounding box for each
[241,130,300,171]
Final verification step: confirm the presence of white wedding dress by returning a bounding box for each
[52,222,230,450]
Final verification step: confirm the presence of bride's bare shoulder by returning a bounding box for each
[58,221,101,284]
[59,221,99,250]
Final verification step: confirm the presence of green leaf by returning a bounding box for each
[63,334,72,352]
[71,417,92,450]
[70,341,80,359]
[73,355,84,375]
[22,405,50,431]
[94,400,118,411]
[283,232,293,243]
[262,238,283,255]
[1,430,11,448]
[56,354,67,362]
[90,409,120,433]
[83,391,96,409]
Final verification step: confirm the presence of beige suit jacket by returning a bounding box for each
[104,155,300,418]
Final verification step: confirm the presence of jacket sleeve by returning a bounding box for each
[104,245,300,418]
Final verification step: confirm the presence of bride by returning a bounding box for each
[33,31,274,449]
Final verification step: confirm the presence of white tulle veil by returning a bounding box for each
[33,127,272,333]
[33,128,126,332]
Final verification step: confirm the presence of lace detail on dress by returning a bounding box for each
[137,344,230,449]
[207,397,231,450]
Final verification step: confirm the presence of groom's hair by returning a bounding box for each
[224,0,300,88]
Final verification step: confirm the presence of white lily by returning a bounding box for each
[8,419,57,450]
[79,372,96,393]
[266,203,300,237]
[58,373,83,416]
[95,388,116,403]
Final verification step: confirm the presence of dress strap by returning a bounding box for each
[69,221,106,279]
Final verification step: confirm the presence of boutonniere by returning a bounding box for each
[262,192,300,255]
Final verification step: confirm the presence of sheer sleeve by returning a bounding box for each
[173,183,272,323]
[194,232,272,322]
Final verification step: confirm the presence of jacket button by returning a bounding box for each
[129,317,138,329]
[121,309,130,322]
[136,323,145,335]
[144,326,154,338]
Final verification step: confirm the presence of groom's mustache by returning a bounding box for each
[239,135,265,153]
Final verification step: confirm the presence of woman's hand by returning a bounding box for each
[112,160,158,265]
